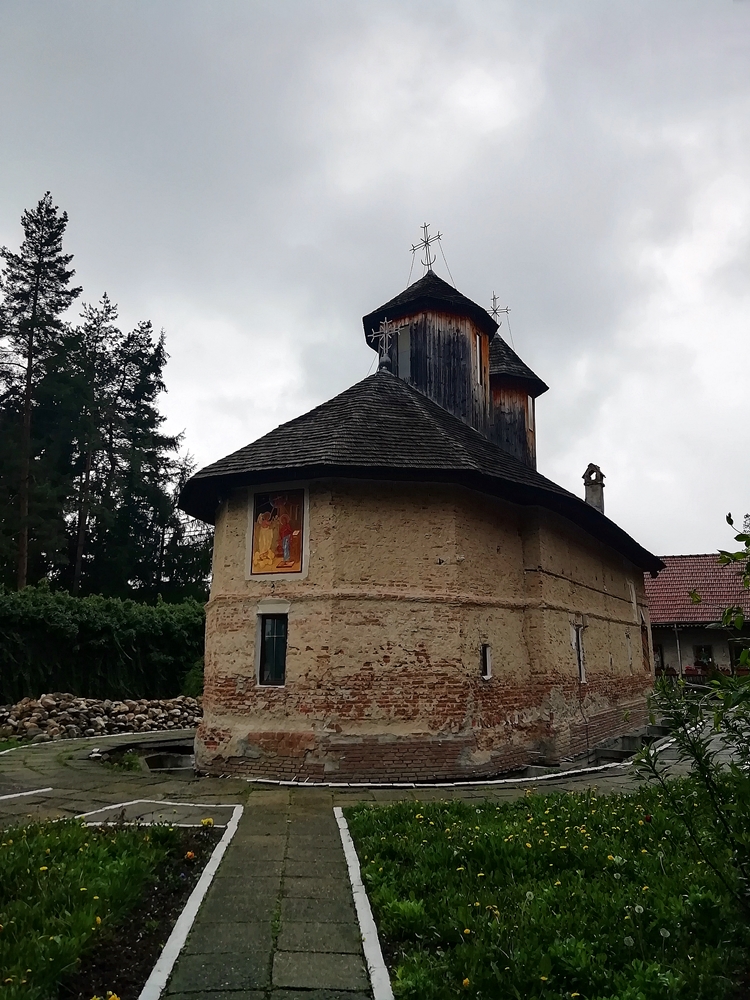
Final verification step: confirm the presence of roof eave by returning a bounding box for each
[178,463,663,574]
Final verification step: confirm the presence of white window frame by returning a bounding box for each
[255,598,291,688]
[481,643,492,680]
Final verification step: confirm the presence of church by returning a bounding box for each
[179,263,663,783]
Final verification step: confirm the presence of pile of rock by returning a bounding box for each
[0,693,202,743]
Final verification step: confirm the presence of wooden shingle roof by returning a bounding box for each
[489,335,549,398]
[362,269,499,346]
[179,369,662,574]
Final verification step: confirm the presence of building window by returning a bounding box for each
[481,643,492,680]
[693,645,713,669]
[527,395,535,433]
[574,625,586,684]
[475,333,483,386]
[259,614,288,686]
[397,327,411,381]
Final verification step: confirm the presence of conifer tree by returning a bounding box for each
[0,193,81,588]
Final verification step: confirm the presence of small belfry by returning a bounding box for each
[179,236,663,784]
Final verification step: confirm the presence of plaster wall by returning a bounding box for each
[197,479,652,781]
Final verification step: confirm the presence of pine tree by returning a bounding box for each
[0,193,81,588]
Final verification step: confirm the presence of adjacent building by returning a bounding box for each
[644,554,750,678]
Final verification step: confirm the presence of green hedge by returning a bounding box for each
[0,586,205,704]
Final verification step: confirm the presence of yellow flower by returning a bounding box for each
[185,851,196,860]
[641,849,648,854]
[541,976,548,981]
[607,854,614,861]
[554,880,561,886]
[477,872,485,877]
[463,928,471,935]
[642,885,649,891]
[526,842,532,848]
[201,818,214,827]
[80,887,87,892]
[462,978,470,987]
[39,866,48,871]
[456,867,465,871]
[96,916,102,926]
[572,994,581,997]
[582,845,588,850]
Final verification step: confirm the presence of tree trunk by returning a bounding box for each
[16,321,33,589]
[72,445,93,593]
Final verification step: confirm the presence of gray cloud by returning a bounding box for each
[1,0,749,554]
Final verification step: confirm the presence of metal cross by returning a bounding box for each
[372,317,408,360]
[410,223,442,271]
[490,291,510,325]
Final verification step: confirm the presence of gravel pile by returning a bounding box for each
[0,693,202,743]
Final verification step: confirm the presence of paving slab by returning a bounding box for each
[273,951,369,991]
[167,952,269,992]
[283,876,353,902]
[281,895,356,923]
[184,921,272,955]
[278,920,363,954]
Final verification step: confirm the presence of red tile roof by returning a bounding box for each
[644,554,750,625]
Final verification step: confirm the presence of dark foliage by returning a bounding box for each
[0,585,205,703]
[0,194,212,602]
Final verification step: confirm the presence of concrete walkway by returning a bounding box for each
[0,732,688,998]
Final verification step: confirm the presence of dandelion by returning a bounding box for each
[462,978,470,987]
[554,880,561,886]
[463,928,471,935]
[634,905,644,914]
[642,886,649,892]
[201,818,214,827]
[96,916,102,925]
[185,851,196,860]
[526,843,532,848]
[457,867,465,871]
[624,935,634,947]
[607,855,614,861]
[660,928,670,938]
[39,866,48,871]
[526,891,534,901]
[641,849,648,854]
[540,976,548,981]
[614,873,621,880]
[80,887,87,892]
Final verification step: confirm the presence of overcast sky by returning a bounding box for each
[1,0,749,556]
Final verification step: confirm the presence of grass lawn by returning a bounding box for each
[0,818,190,1000]
[346,780,749,1000]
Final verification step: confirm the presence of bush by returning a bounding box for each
[0,585,205,703]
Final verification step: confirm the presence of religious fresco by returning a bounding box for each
[251,490,304,574]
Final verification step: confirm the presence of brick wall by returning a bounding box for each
[197,479,653,782]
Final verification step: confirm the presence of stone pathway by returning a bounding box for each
[169,789,370,999]
[0,732,689,998]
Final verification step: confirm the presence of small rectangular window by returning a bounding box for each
[527,395,535,433]
[574,625,586,684]
[475,333,483,386]
[259,614,288,686]
[481,643,492,680]
[694,645,713,668]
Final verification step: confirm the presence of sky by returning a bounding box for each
[1,0,749,556]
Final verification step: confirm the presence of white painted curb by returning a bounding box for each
[0,786,53,802]
[137,803,243,1000]
[334,806,394,1000]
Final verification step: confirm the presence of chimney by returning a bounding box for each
[583,463,605,513]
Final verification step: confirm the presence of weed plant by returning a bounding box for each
[0,818,179,1000]
[346,781,748,999]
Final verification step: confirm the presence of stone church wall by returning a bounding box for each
[196,479,652,781]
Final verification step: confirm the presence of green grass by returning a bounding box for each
[346,781,749,1000]
[0,818,180,1000]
